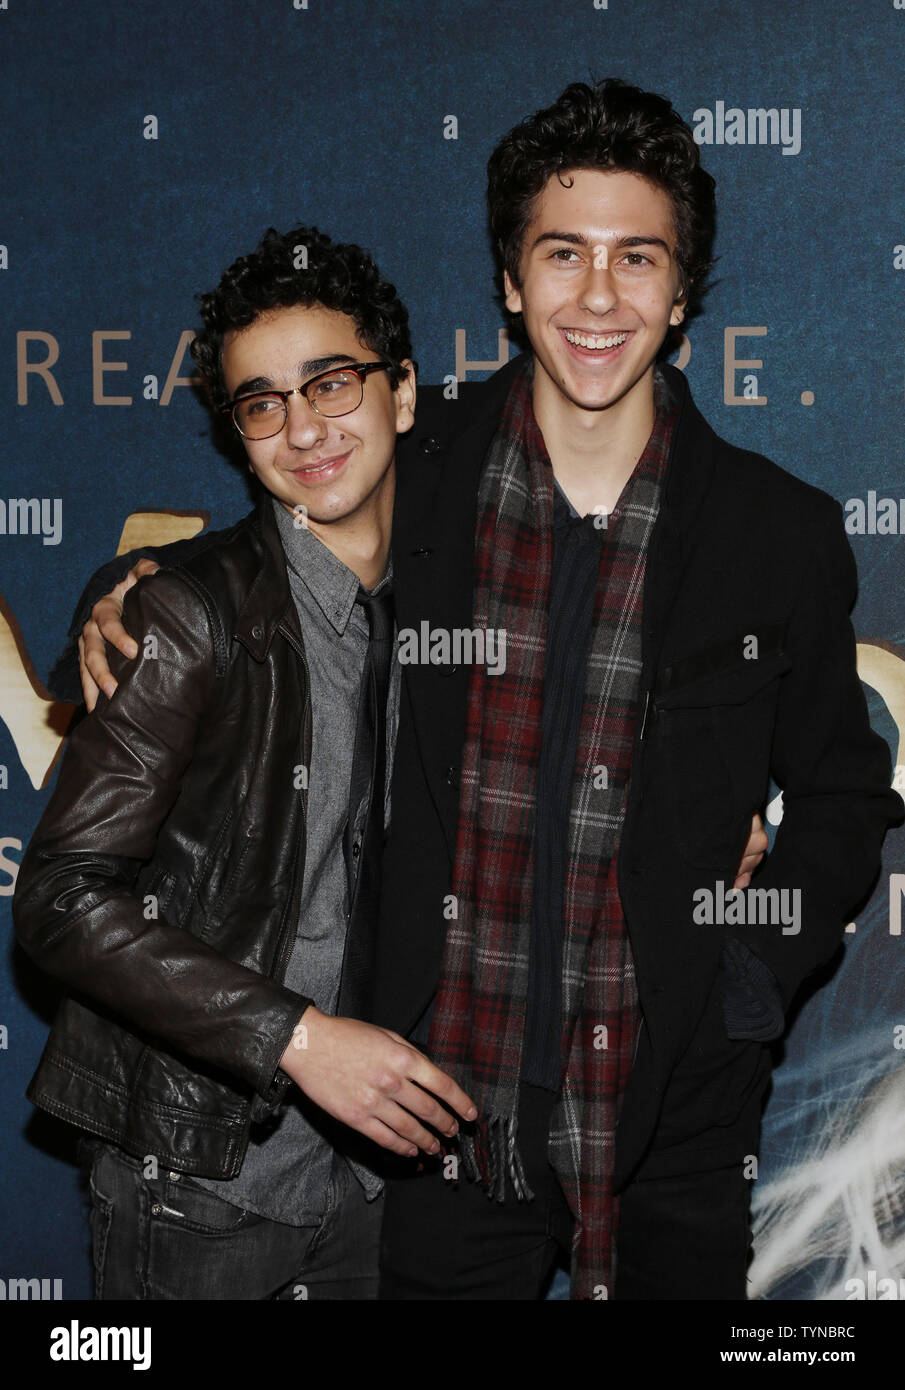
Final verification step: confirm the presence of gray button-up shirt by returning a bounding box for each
[192,497,400,1224]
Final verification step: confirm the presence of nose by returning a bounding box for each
[284,390,328,450]
[578,260,618,316]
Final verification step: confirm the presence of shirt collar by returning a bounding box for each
[272,497,391,636]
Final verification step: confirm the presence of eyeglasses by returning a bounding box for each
[225,361,393,440]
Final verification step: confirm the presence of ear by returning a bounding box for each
[393,358,417,434]
[503,269,523,317]
[670,279,688,328]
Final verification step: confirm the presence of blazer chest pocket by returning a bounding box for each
[651,644,792,871]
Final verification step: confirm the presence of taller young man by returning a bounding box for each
[66,81,898,1301]
[369,79,900,1300]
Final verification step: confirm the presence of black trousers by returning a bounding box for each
[380,1084,572,1300]
[380,1078,765,1300]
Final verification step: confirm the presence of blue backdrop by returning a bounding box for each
[2,0,904,1300]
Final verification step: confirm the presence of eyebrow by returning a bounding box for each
[231,354,357,399]
[531,231,673,255]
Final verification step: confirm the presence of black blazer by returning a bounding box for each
[376,353,902,1187]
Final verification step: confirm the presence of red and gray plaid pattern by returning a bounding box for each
[427,358,675,1298]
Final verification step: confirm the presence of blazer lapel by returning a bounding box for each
[636,364,718,704]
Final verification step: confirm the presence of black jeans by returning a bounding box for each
[82,1140,382,1300]
[380,1082,759,1299]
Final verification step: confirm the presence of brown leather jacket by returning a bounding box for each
[14,499,314,1178]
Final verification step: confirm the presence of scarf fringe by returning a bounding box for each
[458,1113,535,1203]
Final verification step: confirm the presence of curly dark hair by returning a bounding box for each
[487,78,716,328]
[190,225,414,409]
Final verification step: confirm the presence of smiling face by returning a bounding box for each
[221,302,415,533]
[504,167,686,423]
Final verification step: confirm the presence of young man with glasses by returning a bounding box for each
[13,225,475,1301]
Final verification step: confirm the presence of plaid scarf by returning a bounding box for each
[426,358,675,1298]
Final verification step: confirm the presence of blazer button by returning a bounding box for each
[420,436,442,454]
[444,766,459,788]
[252,624,264,639]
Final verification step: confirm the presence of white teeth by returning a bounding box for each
[563,329,629,350]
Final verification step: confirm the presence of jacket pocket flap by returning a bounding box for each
[655,646,791,709]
